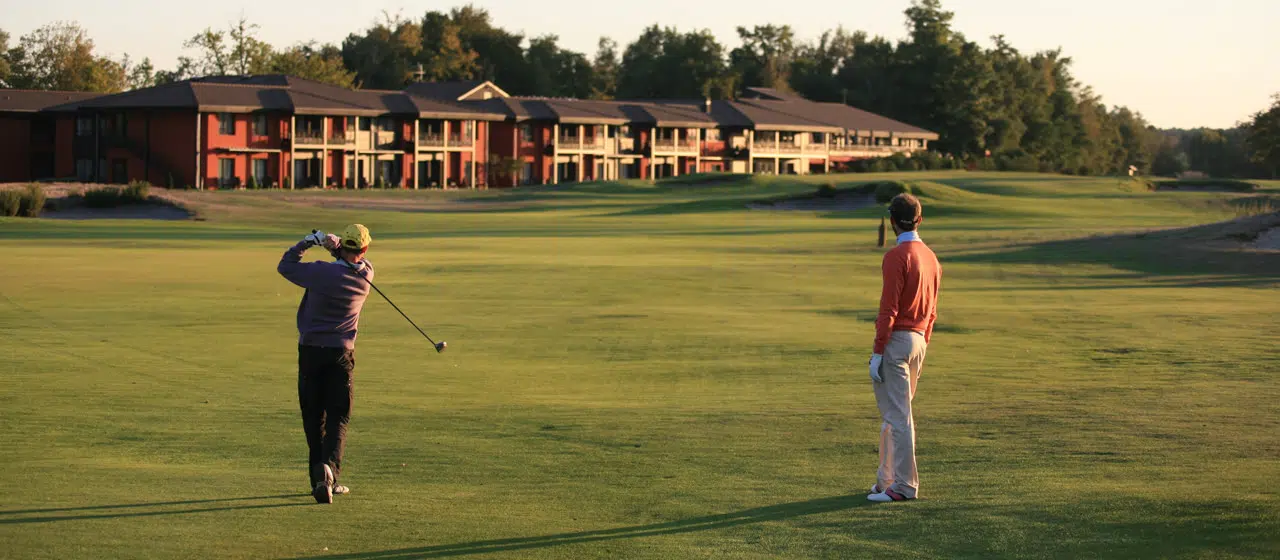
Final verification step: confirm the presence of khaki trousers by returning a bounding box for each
[874,330,926,499]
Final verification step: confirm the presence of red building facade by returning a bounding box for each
[0,77,937,188]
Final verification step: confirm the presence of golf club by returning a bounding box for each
[315,230,447,353]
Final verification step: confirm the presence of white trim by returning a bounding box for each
[457,81,511,101]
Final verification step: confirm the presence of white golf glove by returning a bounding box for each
[869,353,883,383]
[304,230,327,246]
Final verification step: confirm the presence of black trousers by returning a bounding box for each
[298,344,355,487]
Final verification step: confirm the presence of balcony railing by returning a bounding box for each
[418,133,445,147]
[830,144,901,154]
[294,132,325,145]
[559,136,607,149]
[327,131,355,145]
[449,135,473,148]
[803,143,828,153]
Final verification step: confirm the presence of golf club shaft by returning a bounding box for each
[314,231,443,352]
[364,277,441,350]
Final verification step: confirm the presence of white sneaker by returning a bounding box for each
[868,489,913,502]
[311,464,334,504]
[333,484,350,496]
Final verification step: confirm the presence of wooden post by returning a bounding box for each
[442,121,450,189]
[746,129,753,176]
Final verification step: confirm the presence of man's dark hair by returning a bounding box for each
[889,193,923,231]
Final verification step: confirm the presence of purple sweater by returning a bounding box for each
[277,241,375,349]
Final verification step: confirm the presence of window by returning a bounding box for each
[378,117,394,131]
[618,125,633,139]
[113,114,127,136]
[253,115,267,136]
[520,124,534,143]
[359,117,371,131]
[76,159,93,181]
[705,129,721,142]
[811,132,824,144]
[218,113,235,135]
[521,162,533,184]
[218,158,235,186]
[76,116,93,136]
[482,91,492,100]
[253,159,268,182]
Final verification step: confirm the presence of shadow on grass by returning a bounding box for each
[949,216,1280,288]
[0,494,310,524]
[288,495,869,559]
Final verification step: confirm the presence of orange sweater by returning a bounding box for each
[874,239,941,354]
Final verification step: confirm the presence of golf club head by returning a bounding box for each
[434,341,447,353]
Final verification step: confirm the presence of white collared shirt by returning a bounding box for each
[897,231,921,244]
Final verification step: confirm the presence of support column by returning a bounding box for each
[413,119,420,189]
[470,120,477,189]
[289,115,296,189]
[551,123,559,185]
[694,128,701,174]
[442,121,450,189]
[746,129,754,176]
[194,112,202,190]
[512,125,519,187]
[320,118,329,188]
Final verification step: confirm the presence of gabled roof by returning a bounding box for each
[404,80,510,102]
[0,90,102,113]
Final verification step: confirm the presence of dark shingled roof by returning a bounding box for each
[741,87,806,102]
[0,90,101,113]
[636,102,719,128]
[727,100,842,133]
[473,97,557,121]
[70,75,503,119]
[536,98,631,125]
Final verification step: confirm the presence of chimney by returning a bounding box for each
[703,98,712,114]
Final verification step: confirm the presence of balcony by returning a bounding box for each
[558,136,607,150]
[803,143,828,153]
[247,136,278,150]
[418,133,445,148]
[327,131,355,145]
[373,132,402,150]
[294,132,325,146]
[448,135,473,148]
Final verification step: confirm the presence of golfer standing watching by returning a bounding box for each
[868,194,940,503]
[278,224,374,504]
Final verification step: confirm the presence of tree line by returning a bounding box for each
[1,1,1275,178]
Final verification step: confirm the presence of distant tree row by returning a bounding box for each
[1,1,1276,178]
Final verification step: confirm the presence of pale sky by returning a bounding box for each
[2,0,1276,128]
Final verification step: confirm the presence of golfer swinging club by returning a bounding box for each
[277,224,374,504]
[867,194,940,503]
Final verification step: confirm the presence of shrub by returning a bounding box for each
[874,181,910,204]
[83,186,122,208]
[816,182,838,198]
[20,184,47,217]
[1,190,22,216]
[994,150,1040,172]
[284,177,293,189]
[374,176,387,189]
[246,175,259,189]
[124,181,151,204]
